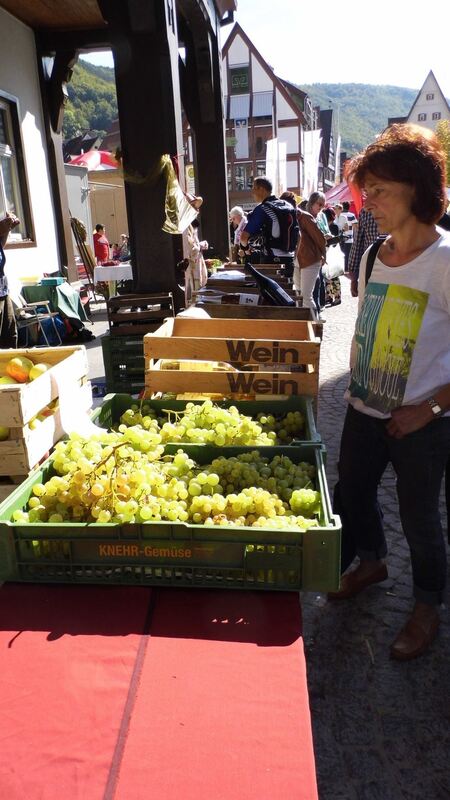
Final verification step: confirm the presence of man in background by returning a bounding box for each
[347,206,378,296]
[93,223,110,265]
[239,177,298,277]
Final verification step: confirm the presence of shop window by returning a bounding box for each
[234,163,252,191]
[0,97,32,243]
[227,163,232,192]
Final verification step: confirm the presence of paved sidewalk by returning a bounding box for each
[302,277,450,800]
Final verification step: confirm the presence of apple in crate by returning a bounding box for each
[0,375,18,385]
[29,363,51,381]
[5,356,35,383]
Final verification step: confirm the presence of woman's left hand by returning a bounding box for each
[386,403,433,438]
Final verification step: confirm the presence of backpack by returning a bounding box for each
[261,198,299,254]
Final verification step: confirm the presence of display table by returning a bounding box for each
[94,263,133,296]
[0,585,317,800]
[22,282,88,325]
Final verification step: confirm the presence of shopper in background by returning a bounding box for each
[93,223,110,265]
[184,217,208,306]
[347,207,379,296]
[229,206,247,262]
[341,201,357,272]
[328,123,450,662]
[0,211,20,348]
[296,192,327,319]
[239,176,298,276]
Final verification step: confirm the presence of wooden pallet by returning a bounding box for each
[106,292,174,336]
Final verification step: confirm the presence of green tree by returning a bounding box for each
[435,119,450,187]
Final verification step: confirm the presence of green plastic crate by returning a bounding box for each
[101,335,145,395]
[94,392,321,446]
[0,446,340,592]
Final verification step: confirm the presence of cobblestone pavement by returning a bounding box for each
[302,277,450,800]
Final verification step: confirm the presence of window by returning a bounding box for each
[256,162,266,178]
[432,112,441,121]
[234,163,253,191]
[227,163,232,192]
[418,113,427,121]
[426,93,434,100]
[0,97,32,242]
[230,66,249,95]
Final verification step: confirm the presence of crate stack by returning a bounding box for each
[0,345,92,481]
[143,317,320,402]
[101,292,174,394]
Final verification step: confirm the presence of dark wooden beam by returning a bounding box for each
[37,28,111,54]
[97,0,185,298]
[35,38,78,282]
[179,4,230,258]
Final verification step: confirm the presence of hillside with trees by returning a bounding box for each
[63,60,117,141]
[299,83,417,155]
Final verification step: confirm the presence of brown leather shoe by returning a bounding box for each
[390,613,440,661]
[327,563,388,600]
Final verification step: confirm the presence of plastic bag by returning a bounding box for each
[323,245,344,280]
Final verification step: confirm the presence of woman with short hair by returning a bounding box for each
[329,124,450,661]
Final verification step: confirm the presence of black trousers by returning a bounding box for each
[336,405,450,604]
[0,294,18,348]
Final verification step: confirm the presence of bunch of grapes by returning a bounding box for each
[256,410,304,442]
[118,399,305,446]
[12,436,321,531]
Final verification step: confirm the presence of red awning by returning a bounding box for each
[70,150,119,171]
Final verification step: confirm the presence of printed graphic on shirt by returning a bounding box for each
[349,283,429,413]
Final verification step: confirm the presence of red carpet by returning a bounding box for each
[0,585,317,800]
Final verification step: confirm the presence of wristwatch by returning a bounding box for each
[427,396,443,417]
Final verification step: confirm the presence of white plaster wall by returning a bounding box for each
[278,126,299,155]
[275,89,296,121]
[0,8,59,280]
[227,36,249,66]
[251,56,272,92]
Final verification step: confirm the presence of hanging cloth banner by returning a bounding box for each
[161,154,202,235]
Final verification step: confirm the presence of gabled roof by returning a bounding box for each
[406,69,450,119]
[63,130,101,161]
[222,23,303,121]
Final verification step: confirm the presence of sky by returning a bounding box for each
[81,0,450,99]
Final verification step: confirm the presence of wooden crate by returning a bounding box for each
[144,317,320,398]
[106,292,174,336]
[0,380,92,476]
[0,345,89,427]
[0,346,92,476]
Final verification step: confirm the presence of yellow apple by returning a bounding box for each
[29,363,51,381]
[6,356,35,383]
[0,375,18,385]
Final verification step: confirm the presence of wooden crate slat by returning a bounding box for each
[143,318,320,369]
[145,369,318,397]
[146,339,319,366]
